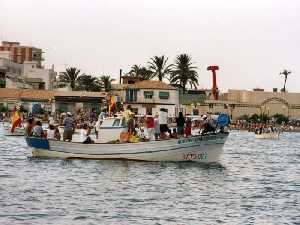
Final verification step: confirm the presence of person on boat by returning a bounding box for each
[25,117,35,136]
[145,113,155,140]
[99,109,107,121]
[201,115,216,134]
[124,105,135,135]
[54,126,61,140]
[185,117,192,137]
[33,121,46,138]
[80,123,94,144]
[159,108,168,139]
[63,112,75,142]
[95,117,102,139]
[170,128,178,139]
[48,114,54,126]
[176,112,185,137]
[135,125,146,140]
[47,124,55,139]
[154,113,160,140]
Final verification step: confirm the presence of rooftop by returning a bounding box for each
[0,88,107,101]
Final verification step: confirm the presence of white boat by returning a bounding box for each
[3,126,25,136]
[25,114,230,162]
[26,133,229,162]
[255,132,280,140]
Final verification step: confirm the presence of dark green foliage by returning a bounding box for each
[148,55,173,81]
[58,67,82,90]
[76,74,102,92]
[170,54,199,94]
[129,65,152,80]
[238,114,250,121]
[273,113,289,124]
[249,113,260,123]
[99,75,115,92]
[0,105,8,112]
[0,78,6,88]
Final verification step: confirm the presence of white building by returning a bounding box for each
[114,80,180,116]
[0,57,56,90]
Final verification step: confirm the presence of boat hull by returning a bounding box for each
[26,133,229,163]
[255,132,279,140]
[3,127,25,136]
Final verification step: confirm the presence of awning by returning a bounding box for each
[159,91,169,99]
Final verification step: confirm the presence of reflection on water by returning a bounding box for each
[0,125,299,224]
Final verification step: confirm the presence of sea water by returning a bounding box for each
[0,126,299,224]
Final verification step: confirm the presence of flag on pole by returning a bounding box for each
[108,96,116,116]
[11,107,21,133]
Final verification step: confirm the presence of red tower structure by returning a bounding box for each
[207,65,219,100]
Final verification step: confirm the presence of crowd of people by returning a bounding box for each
[15,105,221,144]
[122,105,218,142]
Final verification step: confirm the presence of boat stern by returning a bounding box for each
[26,137,50,150]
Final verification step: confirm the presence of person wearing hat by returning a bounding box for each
[124,105,135,134]
[63,112,75,141]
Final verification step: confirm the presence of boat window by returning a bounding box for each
[112,119,120,127]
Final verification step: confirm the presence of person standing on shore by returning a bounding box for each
[63,112,74,142]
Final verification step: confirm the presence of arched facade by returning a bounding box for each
[260,97,290,108]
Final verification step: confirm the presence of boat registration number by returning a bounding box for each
[183,152,207,160]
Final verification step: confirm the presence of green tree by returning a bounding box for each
[249,113,260,123]
[58,67,82,90]
[273,113,289,124]
[100,75,115,92]
[279,69,291,92]
[0,105,8,112]
[76,74,102,92]
[170,54,199,93]
[0,78,6,88]
[238,114,250,121]
[148,55,173,81]
[129,65,152,80]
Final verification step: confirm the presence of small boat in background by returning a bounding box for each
[3,126,25,136]
[255,132,280,140]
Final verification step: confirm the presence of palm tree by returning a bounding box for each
[129,65,152,80]
[148,55,173,81]
[279,69,292,92]
[58,67,82,90]
[100,75,115,92]
[170,54,199,93]
[129,65,143,78]
[76,74,102,92]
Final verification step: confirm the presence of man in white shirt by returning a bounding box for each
[158,108,168,136]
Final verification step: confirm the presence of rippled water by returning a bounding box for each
[0,125,299,225]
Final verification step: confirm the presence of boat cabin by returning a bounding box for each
[99,116,126,143]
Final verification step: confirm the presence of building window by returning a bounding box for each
[125,89,137,103]
[144,91,153,99]
[159,91,169,99]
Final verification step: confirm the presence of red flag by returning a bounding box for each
[11,109,21,133]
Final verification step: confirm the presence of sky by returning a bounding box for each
[0,0,299,92]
